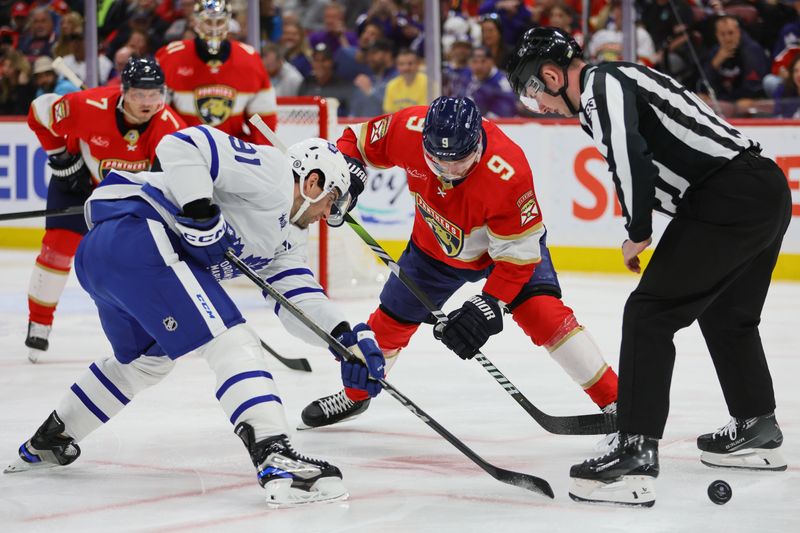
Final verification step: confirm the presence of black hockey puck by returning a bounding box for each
[707,480,732,505]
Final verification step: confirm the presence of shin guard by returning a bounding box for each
[512,296,618,408]
[28,229,82,325]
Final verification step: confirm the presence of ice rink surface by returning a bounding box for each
[0,249,798,533]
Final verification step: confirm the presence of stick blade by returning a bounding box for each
[492,467,554,499]
[540,413,616,436]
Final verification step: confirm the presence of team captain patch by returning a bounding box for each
[370,116,390,144]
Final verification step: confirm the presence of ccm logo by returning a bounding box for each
[182,227,225,244]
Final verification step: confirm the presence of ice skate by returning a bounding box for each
[298,389,370,430]
[569,432,659,507]
[25,321,51,363]
[698,413,787,471]
[5,411,80,473]
[235,422,348,507]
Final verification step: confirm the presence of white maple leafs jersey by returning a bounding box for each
[85,125,345,344]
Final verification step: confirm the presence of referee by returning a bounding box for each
[507,27,791,506]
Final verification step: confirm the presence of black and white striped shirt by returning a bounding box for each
[578,62,758,242]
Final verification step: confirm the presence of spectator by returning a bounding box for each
[18,7,56,63]
[280,18,312,78]
[354,0,400,44]
[334,21,383,83]
[772,52,800,118]
[394,0,424,51]
[104,2,168,60]
[105,45,134,87]
[259,0,282,43]
[477,0,532,47]
[343,0,373,28]
[382,48,426,113]
[60,30,114,85]
[350,38,397,117]
[262,42,303,97]
[299,42,352,116]
[124,28,149,57]
[282,0,328,32]
[52,11,82,58]
[31,55,79,96]
[588,0,657,66]
[641,0,698,87]
[0,49,35,114]
[0,26,19,55]
[457,46,517,117]
[9,2,30,32]
[443,39,473,96]
[548,2,583,48]
[309,2,358,57]
[163,0,195,44]
[772,0,800,59]
[702,15,769,104]
[478,13,509,71]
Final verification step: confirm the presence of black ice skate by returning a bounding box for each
[25,321,51,363]
[5,411,80,473]
[569,432,659,507]
[697,413,787,471]
[298,389,370,430]
[235,422,348,507]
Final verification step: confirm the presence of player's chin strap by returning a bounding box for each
[290,198,311,224]
[543,65,578,116]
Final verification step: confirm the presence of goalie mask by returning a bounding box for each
[194,0,232,54]
[287,138,351,225]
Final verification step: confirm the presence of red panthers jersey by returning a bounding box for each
[28,85,186,185]
[156,39,278,144]
[338,106,546,304]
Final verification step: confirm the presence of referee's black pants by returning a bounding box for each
[617,150,793,438]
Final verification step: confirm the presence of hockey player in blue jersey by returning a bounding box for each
[5,126,385,508]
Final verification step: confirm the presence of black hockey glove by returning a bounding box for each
[327,155,367,227]
[331,322,385,397]
[174,200,238,268]
[48,151,93,196]
[434,294,503,360]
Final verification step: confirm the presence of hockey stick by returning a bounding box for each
[343,213,616,436]
[259,339,312,372]
[52,57,88,90]
[225,249,554,498]
[0,205,85,222]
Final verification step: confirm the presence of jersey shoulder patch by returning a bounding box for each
[370,116,391,144]
[236,42,257,56]
[165,41,186,55]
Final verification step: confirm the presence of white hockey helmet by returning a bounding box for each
[287,138,351,224]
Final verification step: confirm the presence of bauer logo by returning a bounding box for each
[163,316,178,331]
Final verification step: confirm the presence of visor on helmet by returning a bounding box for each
[423,139,482,182]
[519,74,546,113]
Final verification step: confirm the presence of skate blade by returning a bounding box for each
[4,457,60,474]
[701,449,787,471]
[264,477,349,508]
[569,476,656,507]
[296,413,365,431]
[27,348,44,364]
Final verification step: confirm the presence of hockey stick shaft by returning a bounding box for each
[225,249,553,498]
[0,205,85,222]
[249,115,288,152]
[259,339,312,372]
[343,213,616,436]
[52,57,88,90]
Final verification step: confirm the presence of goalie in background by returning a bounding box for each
[6,124,382,508]
[25,57,185,362]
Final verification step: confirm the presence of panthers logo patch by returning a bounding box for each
[195,85,236,126]
[415,194,463,257]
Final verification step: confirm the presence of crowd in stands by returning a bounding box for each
[1,0,799,119]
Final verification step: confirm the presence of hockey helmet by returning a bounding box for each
[422,96,483,182]
[506,26,582,113]
[194,0,232,54]
[287,138,351,224]
[121,57,166,105]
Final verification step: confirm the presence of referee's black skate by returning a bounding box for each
[235,422,348,507]
[298,389,370,430]
[569,432,659,507]
[697,412,787,471]
[5,411,80,473]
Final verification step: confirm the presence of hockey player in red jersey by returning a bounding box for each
[155,0,277,144]
[25,57,185,362]
[300,96,619,428]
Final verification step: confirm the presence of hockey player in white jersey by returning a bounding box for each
[5,126,385,508]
